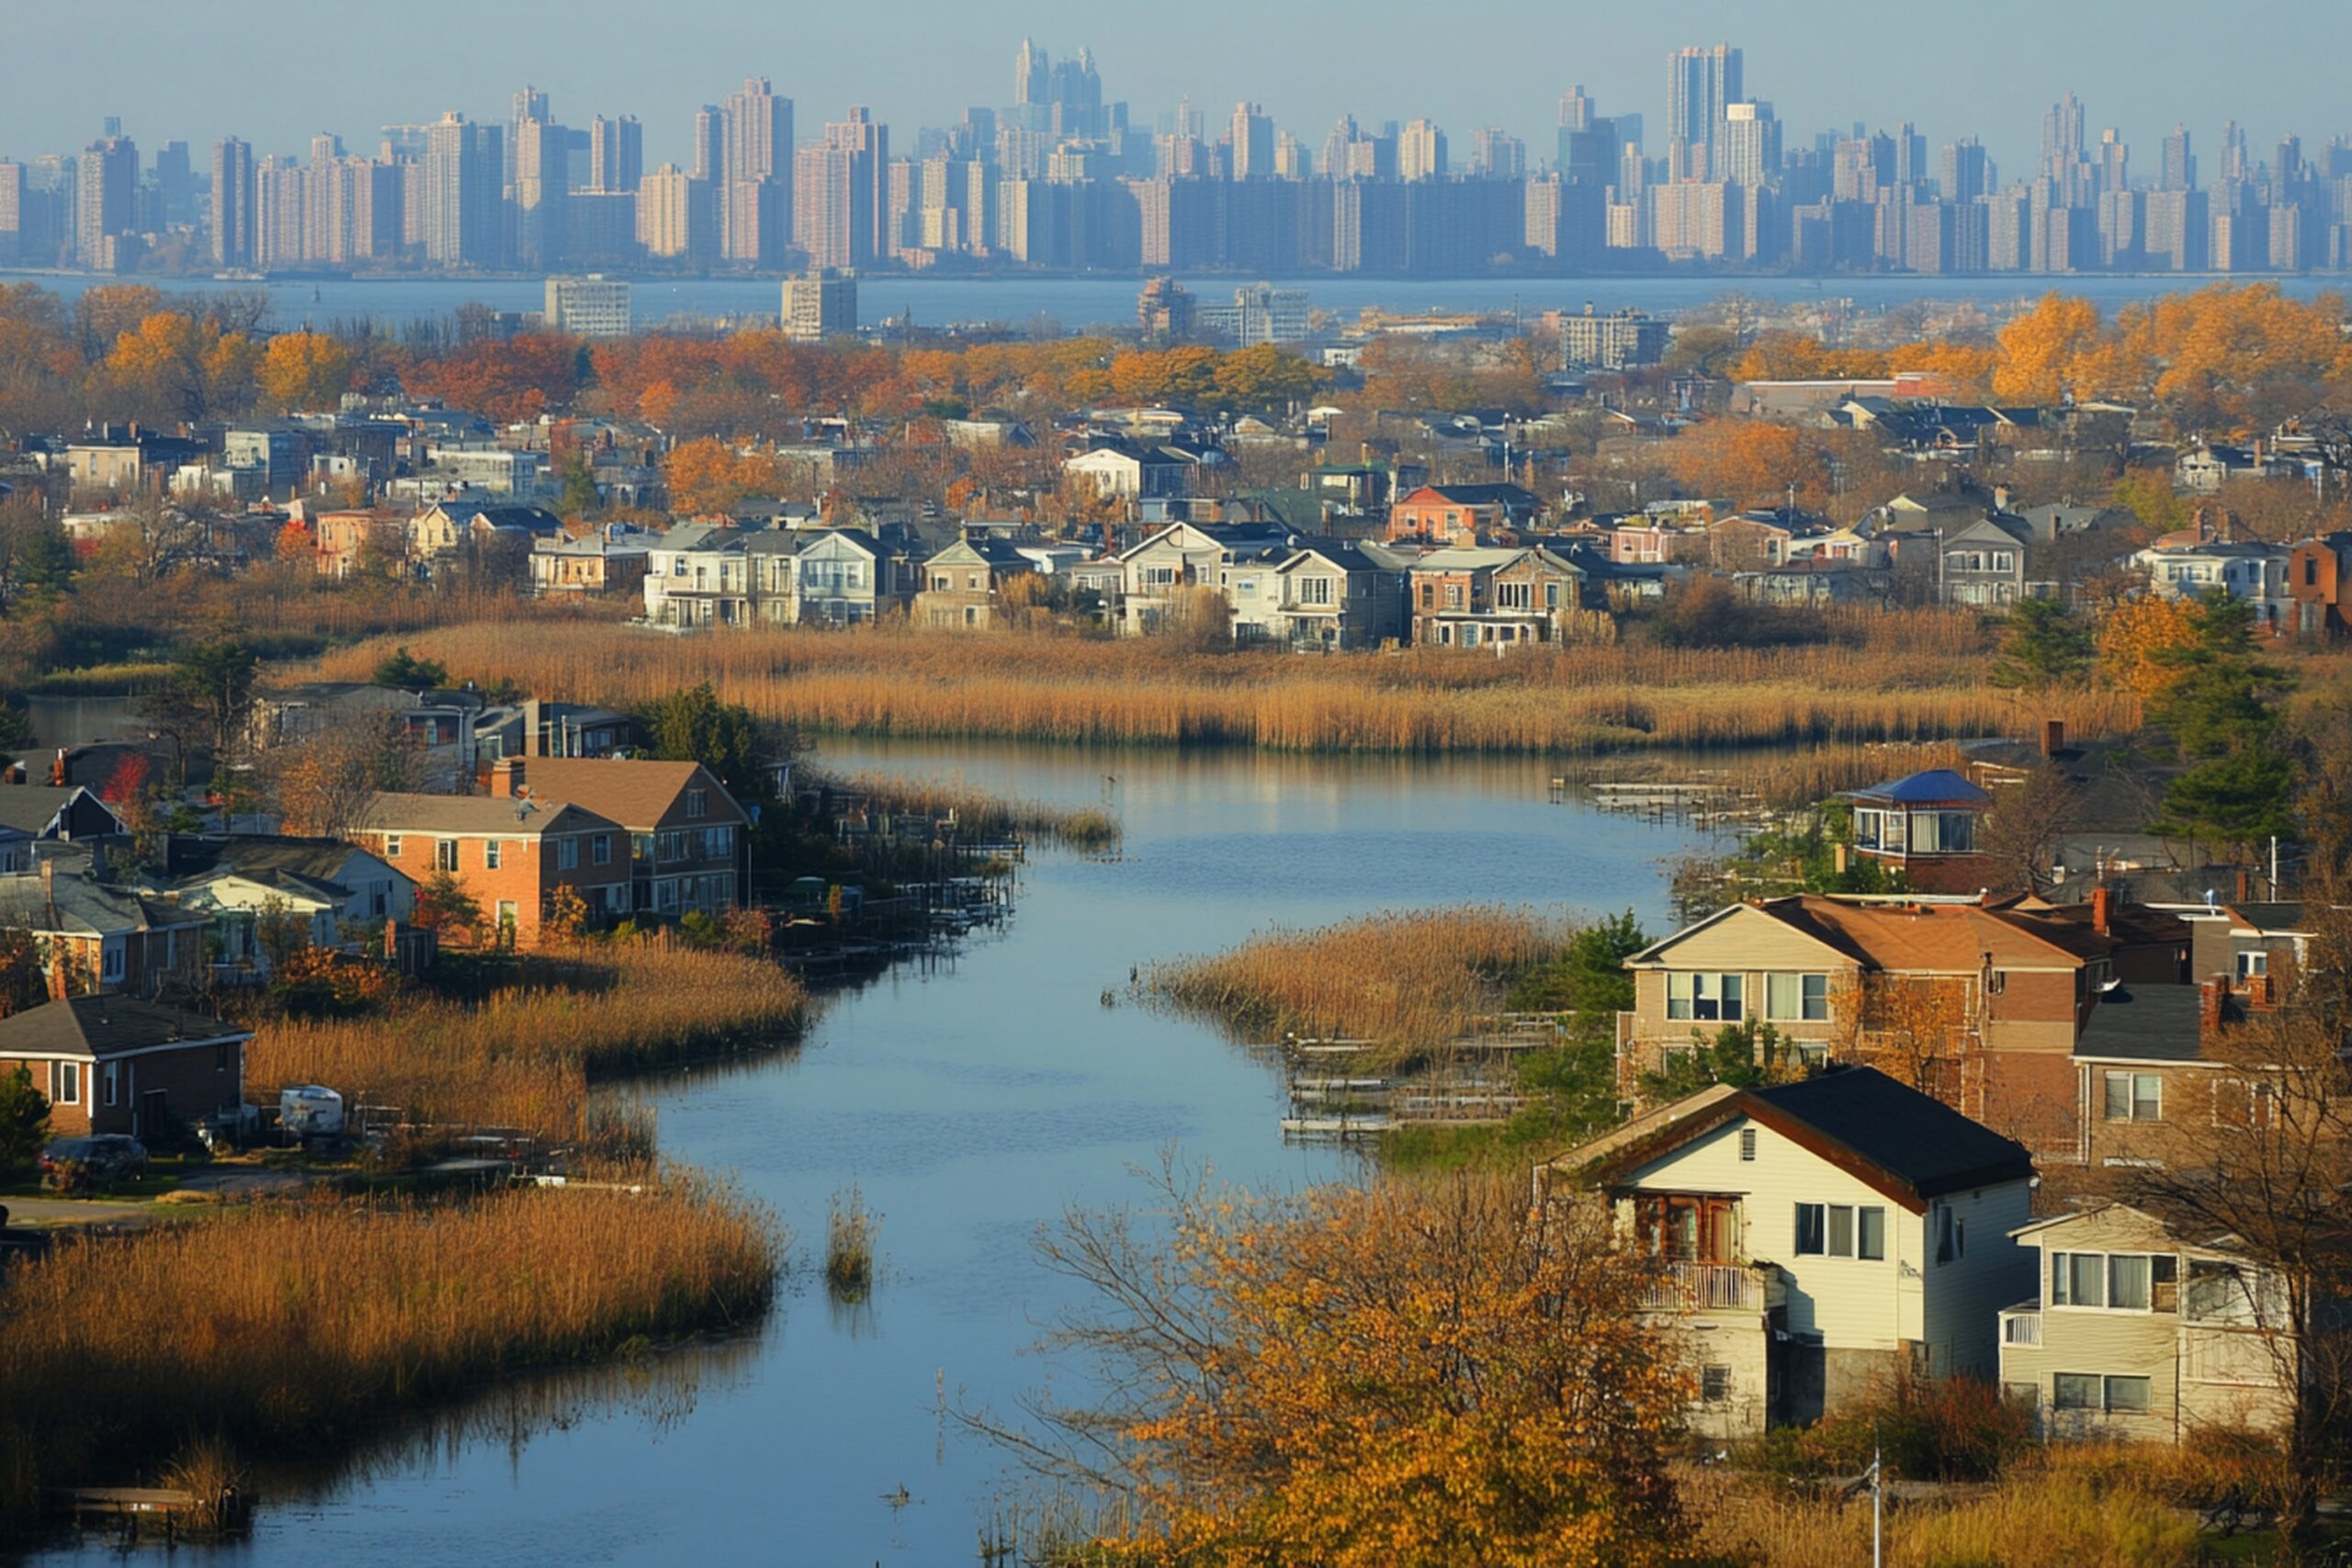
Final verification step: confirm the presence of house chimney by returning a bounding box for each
[491,758,525,798]
[1994,485,2011,513]
[2041,718,2065,757]
[2092,886,2112,936]
[51,749,65,787]
[1833,841,1849,874]
[2199,976,2227,1036]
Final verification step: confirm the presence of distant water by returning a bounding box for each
[4,268,2339,336]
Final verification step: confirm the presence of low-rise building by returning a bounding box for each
[1407,545,1587,649]
[352,789,629,946]
[0,996,250,1142]
[1542,1066,2037,1434]
[530,525,651,599]
[914,536,1038,630]
[1271,541,1410,650]
[496,758,748,918]
[163,835,413,980]
[1385,482,1542,546]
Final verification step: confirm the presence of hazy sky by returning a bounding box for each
[4,0,2346,182]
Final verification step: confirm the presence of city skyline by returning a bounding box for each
[2,0,2347,187]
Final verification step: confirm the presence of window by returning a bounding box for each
[1738,1127,1757,1162]
[1858,1206,1886,1261]
[1497,581,1532,610]
[2052,1372,2100,1411]
[1827,1205,1854,1257]
[103,1060,119,1106]
[496,899,518,933]
[704,826,734,858]
[1296,575,1333,606]
[1794,1202,1826,1256]
[2052,1251,2106,1307]
[1667,972,1744,1022]
[2104,1071,2162,1122]
[2104,1375,2152,1413]
[2109,1254,2152,1310]
[630,832,653,863]
[557,837,579,871]
[1443,583,1464,609]
[686,789,707,818]
[55,1061,79,1106]
[1766,972,1830,1022]
[593,834,613,866]
[102,943,124,983]
[1701,1366,1732,1403]
[385,834,402,858]
[2213,1077,2276,1130]
[435,839,458,873]
[2236,950,2268,978]
[1908,810,1974,853]
[483,840,502,871]
[1544,581,1562,609]
[1937,1204,1964,1264]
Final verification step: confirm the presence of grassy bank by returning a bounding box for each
[1141,907,1570,1054]
[244,939,808,1152]
[300,616,2139,754]
[1576,739,1967,811]
[820,768,1122,852]
[0,1184,779,1538]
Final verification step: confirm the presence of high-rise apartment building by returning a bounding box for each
[544,274,632,337]
[1398,118,1447,182]
[212,136,255,268]
[589,115,643,194]
[1469,129,1525,180]
[796,107,888,270]
[1715,103,1779,188]
[721,77,793,264]
[637,164,712,262]
[1939,137,1990,203]
[2161,124,2195,192]
[74,134,137,266]
[424,111,503,268]
[0,162,24,266]
[1666,43,1740,180]
[514,115,569,268]
[1230,103,1274,180]
[153,141,193,227]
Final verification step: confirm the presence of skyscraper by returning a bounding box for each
[1666,43,1740,181]
[1015,39,1048,111]
[74,134,137,266]
[1230,103,1273,180]
[1939,137,1990,203]
[797,107,888,270]
[424,111,503,268]
[514,114,569,268]
[1398,118,1447,182]
[212,135,255,267]
[1716,103,1780,188]
[2161,124,2195,192]
[691,106,724,184]
[721,76,793,263]
[589,115,643,195]
[508,85,549,185]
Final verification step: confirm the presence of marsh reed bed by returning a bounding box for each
[244,940,808,1152]
[0,1185,780,1539]
[1142,908,1571,1057]
[302,616,2141,756]
[820,769,1122,852]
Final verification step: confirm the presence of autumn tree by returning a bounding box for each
[412,870,485,945]
[1663,419,1818,511]
[2095,593,2198,697]
[1992,293,2106,405]
[989,1167,1693,1567]
[273,716,423,838]
[103,309,260,423]
[256,329,354,413]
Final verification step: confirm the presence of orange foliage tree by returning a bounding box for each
[2096,594,2199,698]
[1005,1168,1692,1566]
[1666,419,1820,511]
[256,330,355,413]
[663,438,788,515]
[402,333,578,424]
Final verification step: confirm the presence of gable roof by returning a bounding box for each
[354,793,616,838]
[0,786,121,839]
[505,759,745,831]
[0,995,248,1057]
[1545,1065,2033,1212]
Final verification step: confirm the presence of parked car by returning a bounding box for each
[40,1134,149,1193]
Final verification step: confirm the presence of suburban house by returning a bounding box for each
[308,508,406,578]
[1541,1066,2037,1434]
[406,500,566,570]
[250,683,486,793]
[0,857,209,998]
[1999,1203,2296,1441]
[1063,442,1196,502]
[640,522,754,627]
[529,525,652,599]
[1843,767,1998,894]
[2132,541,2291,629]
[0,784,127,844]
[0,995,251,1142]
[1117,522,1296,636]
[163,835,413,978]
[1937,513,2039,607]
[352,788,630,946]
[496,758,748,917]
[474,700,641,763]
[1384,482,1542,546]
[1407,546,1588,649]
[2286,533,2352,637]
[793,527,908,626]
[914,536,1038,630]
[1271,541,1411,650]
[1620,894,2119,1158]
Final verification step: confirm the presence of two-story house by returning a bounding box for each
[1938,513,2039,607]
[503,758,749,918]
[2132,541,2292,630]
[1408,546,1586,649]
[352,789,629,947]
[0,856,208,999]
[913,536,1038,630]
[1622,894,2117,1158]
[251,683,487,794]
[1116,523,1295,637]
[529,525,651,600]
[2000,1202,2296,1441]
[793,527,907,626]
[1542,1066,2037,1434]
[1271,542,1410,650]
[1385,482,1542,546]
[641,523,755,628]
[162,835,413,979]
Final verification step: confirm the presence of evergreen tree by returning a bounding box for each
[2147,589,2298,858]
[1987,596,2092,689]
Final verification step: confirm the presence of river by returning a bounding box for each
[21,734,1723,1567]
[5,268,2340,336]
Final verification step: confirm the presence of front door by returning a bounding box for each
[139,1088,168,1142]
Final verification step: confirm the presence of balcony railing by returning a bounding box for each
[2000,1303,2041,1347]
[1638,1261,1763,1313]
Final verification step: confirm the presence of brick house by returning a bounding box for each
[0,995,250,1141]
[503,758,748,918]
[352,788,629,947]
[1384,483,1541,546]
[0,857,208,998]
[2287,533,2352,637]
[1622,894,2118,1160]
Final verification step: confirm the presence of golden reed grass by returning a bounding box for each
[300,615,2139,755]
[1144,907,1569,1051]
[245,940,808,1145]
[0,1186,779,1537]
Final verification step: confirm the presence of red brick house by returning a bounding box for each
[1384,483,1541,546]
[503,758,750,917]
[0,995,249,1141]
[352,789,629,947]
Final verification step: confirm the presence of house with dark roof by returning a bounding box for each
[1843,768,1997,895]
[1384,482,1542,546]
[0,995,250,1142]
[1271,541,1411,649]
[163,835,413,977]
[0,784,126,844]
[0,856,208,998]
[1540,1066,2037,1433]
[914,536,1042,631]
[349,786,628,947]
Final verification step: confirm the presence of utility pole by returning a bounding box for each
[1871,1425,1883,1568]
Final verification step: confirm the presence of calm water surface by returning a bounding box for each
[26,738,1723,1568]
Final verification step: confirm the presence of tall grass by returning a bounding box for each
[825,1183,876,1301]
[299,617,2141,756]
[821,769,1122,852]
[0,1184,780,1540]
[245,939,808,1149]
[1143,907,1570,1052]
